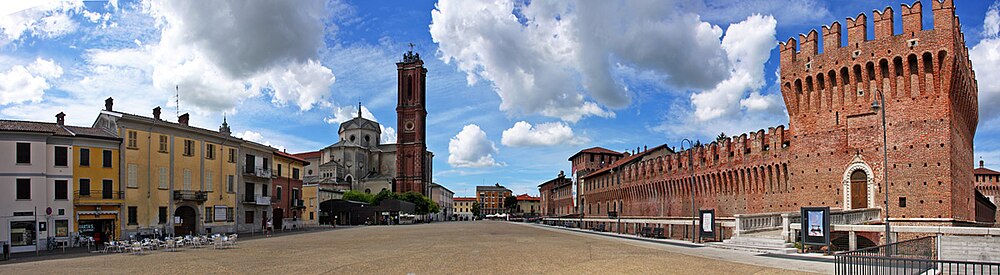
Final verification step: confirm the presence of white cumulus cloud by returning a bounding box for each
[448,124,501,168]
[501,121,586,147]
[971,1,1000,125]
[690,14,778,121]
[144,0,336,112]
[430,0,740,123]
[0,0,84,44]
[235,130,285,152]
[0,58,63,105]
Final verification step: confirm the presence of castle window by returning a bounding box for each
[817,74,825,90]
[879,59,889,78]
[922,52,933,73]
[866,62,875,82]
[908,54,918,75]
[898,197,907,208]
[794,79,802,94]
[853,65,862,84]
[828,71,837,88]
[841,67,850,85]
[805,76,813,92]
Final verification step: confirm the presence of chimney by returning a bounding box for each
[178,113,190,126]
[644,145,648,151]
[55,112,65,126]
[153,107,161,120]
[104,97,113,111]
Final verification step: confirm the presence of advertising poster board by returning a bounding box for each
[800,207,830,246]
[699,209,715,239]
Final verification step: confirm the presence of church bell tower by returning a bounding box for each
[395,47,428,195]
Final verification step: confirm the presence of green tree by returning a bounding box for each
[373,189,398,203]
[343,190,374,204]
[503,195,518,213]
[471,201,482,218]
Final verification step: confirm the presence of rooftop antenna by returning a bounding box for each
[175,85,180,119]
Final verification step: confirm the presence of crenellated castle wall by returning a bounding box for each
[575,0,981,225]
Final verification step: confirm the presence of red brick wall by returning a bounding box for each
[578,0,978,225]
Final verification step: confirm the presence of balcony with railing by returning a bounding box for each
[293,199,305,208]
[243,195,271,206]
[242,165,272,178]
[173,190,208,202]
[74,190,124,205]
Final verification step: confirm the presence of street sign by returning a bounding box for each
[45,207,52,216]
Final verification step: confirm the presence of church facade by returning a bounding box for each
[300,50,433,196]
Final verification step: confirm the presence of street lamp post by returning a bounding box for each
[681,139,697,243]
[870,89,892,251]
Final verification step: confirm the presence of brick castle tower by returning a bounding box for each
[395,49,430,195]
[779,0,978,223]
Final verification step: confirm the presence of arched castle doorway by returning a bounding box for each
[842,155,875,209]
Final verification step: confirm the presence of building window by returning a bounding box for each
[159,135,168,152]
[206,144,215,159]
[127,164,138,188]
[102,180,113,199]
[276,186,282,202]
[54,180,67,200]
[183,169,192,190]
[226,207,234,222]
[54,146,67,167]
[16,142,30,164]
[309,212,314,220]
[128,206,138,225]
[292,168,300,180]
[159,167,168,189]
[206,171,214,192]
[228,148,236,163]
[277,164,282,178]
[79,179,91,196]
[227,175,235,193]
[205,207,213,223]
[899,197,907,208]
[183,140,194,156]
[55,220,68,237]
[127,131,137,148]
[262,184,269,197]
[10,221,36,246]
[158,207,167,224]
[102,150,112,168]
[16,178,30,200]
[245,211,255,224]
[79,148,90,166]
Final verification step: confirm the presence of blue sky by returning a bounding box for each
[1,0,998,197]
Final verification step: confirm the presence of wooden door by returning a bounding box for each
[850,170,868,209]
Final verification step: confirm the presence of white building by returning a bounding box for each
[429,183,454,221]
[0,116,115,253]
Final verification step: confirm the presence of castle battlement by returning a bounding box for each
[780,1,954,62]
[775,0,979,136]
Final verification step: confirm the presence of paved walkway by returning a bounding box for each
[528,223,834,274]
[0,221,819,274]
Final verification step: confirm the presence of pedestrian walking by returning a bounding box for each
[266,218,273,237]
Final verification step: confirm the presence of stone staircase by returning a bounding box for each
[706,230,797,254]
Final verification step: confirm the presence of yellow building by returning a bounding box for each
[71,128,123,241]
[94,100,240,236]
